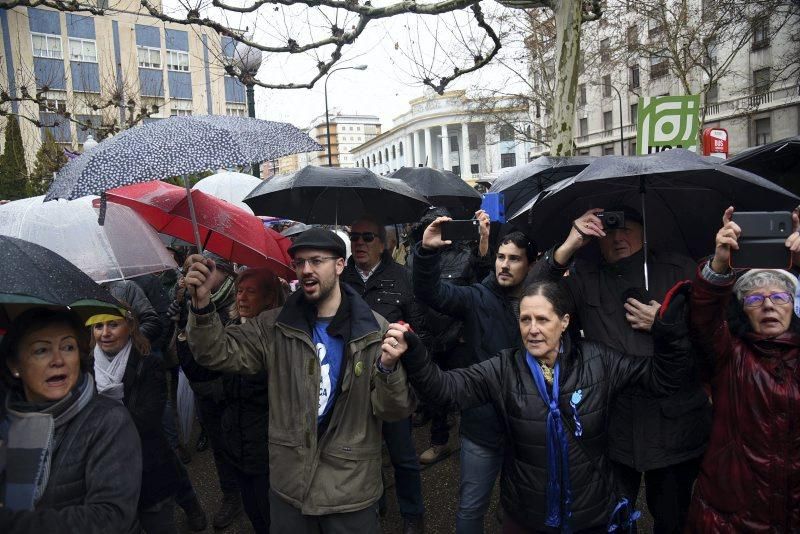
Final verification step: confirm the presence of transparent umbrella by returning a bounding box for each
[192,170,262,214]
[0,196,177,283]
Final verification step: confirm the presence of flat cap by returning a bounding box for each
[287,227,347,259]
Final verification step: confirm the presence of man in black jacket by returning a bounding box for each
[341,216,425,534]
[412,211,535,533]
[526,206,710,534]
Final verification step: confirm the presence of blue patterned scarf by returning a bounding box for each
[525,353,572,532]
[1,373,94,510]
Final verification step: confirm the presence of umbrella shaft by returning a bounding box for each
[183,176,204,254]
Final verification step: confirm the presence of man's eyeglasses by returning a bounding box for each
[349,232,377,243]
[742,292,794,308]
[290,256,339,270]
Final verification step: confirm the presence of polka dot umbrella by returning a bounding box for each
[44,116,322,253]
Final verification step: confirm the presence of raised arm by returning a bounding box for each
[184,256,270,375]
[381,324,502,412]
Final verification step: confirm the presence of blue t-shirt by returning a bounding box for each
[313,318,345,423]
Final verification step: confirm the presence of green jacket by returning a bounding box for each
[186,283,414,515]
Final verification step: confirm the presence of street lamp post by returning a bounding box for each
[604,82,625,155]
[324,65,368,167]
[234,41,264,177]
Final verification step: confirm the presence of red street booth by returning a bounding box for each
[702,128,729,159]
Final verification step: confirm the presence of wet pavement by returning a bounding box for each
[178,417,653,533]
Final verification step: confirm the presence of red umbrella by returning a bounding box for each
[100,181,295,280]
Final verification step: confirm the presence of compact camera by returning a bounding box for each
[597,211,626,230]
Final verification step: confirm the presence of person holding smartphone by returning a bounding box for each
[686,206,800,532]
[526,206,709,534]
[412,210,536,533]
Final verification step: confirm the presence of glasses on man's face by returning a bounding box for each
[742,292,794,308]
[290,256,338,270]
[349,232,377,243]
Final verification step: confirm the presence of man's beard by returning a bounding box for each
[304,274,336,304]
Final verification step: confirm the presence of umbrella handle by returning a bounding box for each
[183,175,204,254]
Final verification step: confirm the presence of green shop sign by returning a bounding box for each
[636,95,701,155]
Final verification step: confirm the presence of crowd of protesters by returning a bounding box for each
[1,203,799,534]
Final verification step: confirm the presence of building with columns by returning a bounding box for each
[350,90,533,181]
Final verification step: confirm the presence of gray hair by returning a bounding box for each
[734,269,798,302]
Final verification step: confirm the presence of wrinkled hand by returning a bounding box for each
[785,208,800,267]
[711,206,740,273]
[554,208,606,265]
[184,257,217,309]
[421,216,453,250]
[381,322,410,369]
[625,298,662,332]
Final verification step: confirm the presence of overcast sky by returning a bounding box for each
[162,0,507,130]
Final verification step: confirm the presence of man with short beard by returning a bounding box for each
[412,211,536,533]
[184,228,414,533]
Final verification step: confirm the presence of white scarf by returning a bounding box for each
[94,339,132,402]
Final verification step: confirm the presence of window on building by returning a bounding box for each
[752,16,769,49]
[627,26,638,51]
[501,153,516,168]
[469,133,478,150]
[32,33,63,59]
[578,83,587,106]
[138,46,162,69]
[602,75,612,97]
[703,39,718,69]
[450,135,458,152]
[628,140,637,155]
[68,38,98,63]
[650,55,668,78]
[170,100,193,116]
[499,124,515,142]
[391,146,396,159]
[706,82,719,105]
[38,94,68,114]
[452,165,460,176]
[753,67,770,94]
[385,148,389,161]
[225,105,247,117]
[167,50,190,72]
[579,118,588,137]
[630,103,638,124]
[399,142,403,156]
[578,149,591,156]
[170,107,192,116]
[600,38,611,62]
[378,152,382,164]
[629,65,640,89]
[648,19,664,38]
[603,145,615,155]
[603,110,613,132]
[470,164,479,174]
[754,117,771,145]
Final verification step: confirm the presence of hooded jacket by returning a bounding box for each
[687,267,800,533]
[412,242,520,449]
[186,283,414,515]
[400,291,690,532]
[527,247,710,471]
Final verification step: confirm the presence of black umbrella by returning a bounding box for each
[0,235,122,327]
[513,149,799,289]
[389,167,482,219]
[243,166,431,225]
[488,156,595,217]
[723,135,800,195]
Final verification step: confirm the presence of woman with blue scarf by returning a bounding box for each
[380,280,691,533]
[0,308,142,533]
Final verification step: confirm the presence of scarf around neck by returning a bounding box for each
[94,340,132,402]
[525,353,572,532]
[3,373,94,511]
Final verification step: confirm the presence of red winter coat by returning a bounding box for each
[687,269,800,533]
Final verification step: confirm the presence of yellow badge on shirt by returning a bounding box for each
[354,361,364,377]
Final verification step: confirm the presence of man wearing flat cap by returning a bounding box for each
[527,206,710,534]
[184,228,415,533]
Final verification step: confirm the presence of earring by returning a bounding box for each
[12,371,20,378]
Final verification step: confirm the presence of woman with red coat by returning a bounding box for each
[688,206,800,533]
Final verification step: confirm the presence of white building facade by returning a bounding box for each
[303,112,381,168]
[351,90,533,180]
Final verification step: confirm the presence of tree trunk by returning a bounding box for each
[549,0,582,156]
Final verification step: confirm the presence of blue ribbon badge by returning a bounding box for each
[570,389,583,438]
